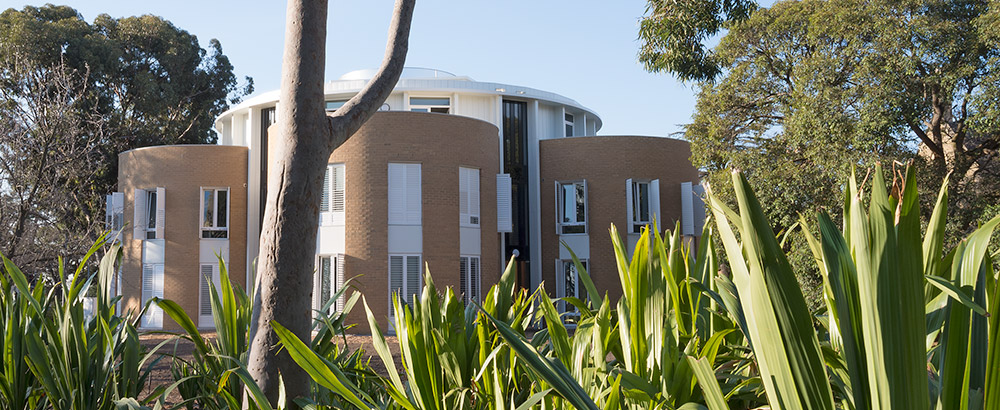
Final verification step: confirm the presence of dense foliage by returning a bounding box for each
[0,5,251,276]
[1,165,998,409]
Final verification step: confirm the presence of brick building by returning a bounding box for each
[110,68,703,331]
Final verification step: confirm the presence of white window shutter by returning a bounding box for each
[105,194,113,229]
[332,165,345,213]
[133,189,146,240]
[155,187,166,239]
[335,255,345,311]
[200,264,214,316]
[470,169,479,221]
[112,192,124,232]
[650,179,661,230]
[459,257,469,305]
[389,256,404,315]
[470,257,480,303]
[321,166,331,212]
[496,174,512,233]
[554,181,560,235]
[692,184,706,236]
[625,179,634,230]
[681,182,694,236]
[406,165,421,224]
[459,168,470,223]
[388,165,405,224]
[406,256,421,306]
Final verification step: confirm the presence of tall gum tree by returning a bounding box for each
[246,0,415,405]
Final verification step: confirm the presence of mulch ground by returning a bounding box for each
[138,332,403,406]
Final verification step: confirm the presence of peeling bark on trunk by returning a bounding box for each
[246,0,414,406]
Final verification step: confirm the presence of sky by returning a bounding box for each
[4,1,710,137]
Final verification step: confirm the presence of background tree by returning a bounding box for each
[0,5,250,275]
[245,0,414,405]
[640,0,1000,307]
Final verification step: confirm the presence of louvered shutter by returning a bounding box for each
[405,165,421,224]
[200,264,214,316]
[496,174,512,232]
[406,255,421,306]
[625,179,634,232]
[459,169,470,224]
[389,256,404,316]
[650,179,660,231]
[142,264,164,328]
[388,165,406,224]
[335,255,345,311]
[155,187,165,239]
[112,192,124,232]
[332,165,345,213]
[470,257,480,303]
[681,182,694,236]
[133,189,146,240]
[321,167,331,212]
[459,257,469,305]
[470,169,479,224]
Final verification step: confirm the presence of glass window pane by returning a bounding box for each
[203,190,214,227]
[565,124,573,137]
[146,192,157,229]
[562,184,575,223]
[411,108,429,112]
[320,257,332,308]
[565,113,574,122]
[325,100,348,111]
[575,184,586,223]
[410,97,450,106]
[638,183,649,222]
[217,190,228,228]
[563,262,577,312]
[430,107,449,113]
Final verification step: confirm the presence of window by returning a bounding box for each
[134,188,164,241]
[556,181,587,234]
[141,263,164,329]
[388,163,421,225]
[325,99,349,111]
[315,255,345,314]
[321,164,346,214]
[389,254,422,314]
[565,113,574,137]
[201,188,229,238]
[409,97,450,113]
[626,179,660,234]
[459,167,480,226]
[556,259,587,313]
[459,256,481,305]
[105,192,124,235]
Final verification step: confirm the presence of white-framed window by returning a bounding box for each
[199,263,222,326]
[556,180,587,234]
[409,97,450,113]
[564,112,574,137]
[200,188,229,239]
[321,164,346,225]
[389,254,422,315]
[388,163,421,225]
[134,188,164,241]
[141,263,164,329]
[315,255,345,315]
[105,192,124,235]
[459,167,480,226]
[626,179,660,234]
[556,259,587,313]
[459,256,481,305]
[325,99,349,111]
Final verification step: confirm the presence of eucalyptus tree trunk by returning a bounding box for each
[246,0,414,405]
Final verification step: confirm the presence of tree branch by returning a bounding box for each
[329,0,415,140]
[909,121,942,158]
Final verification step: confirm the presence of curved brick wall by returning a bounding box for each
[539,136,699,301]
[330,111,500,329]
[118,145,249,330]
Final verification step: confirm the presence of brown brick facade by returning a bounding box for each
[118,145,249,331]
[539,136,699,302]
[329,111,500,330]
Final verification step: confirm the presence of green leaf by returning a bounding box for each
[270,321,373,410]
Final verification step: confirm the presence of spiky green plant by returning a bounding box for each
[709,164,1000,410]
[0,237,160,410]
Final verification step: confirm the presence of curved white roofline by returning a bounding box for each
[217,68,602,130]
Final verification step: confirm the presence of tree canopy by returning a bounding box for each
[0,5,250,275]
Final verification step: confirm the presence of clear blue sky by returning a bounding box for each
[6,1,715,137]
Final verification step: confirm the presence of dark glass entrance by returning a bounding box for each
[502,100,530,289]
